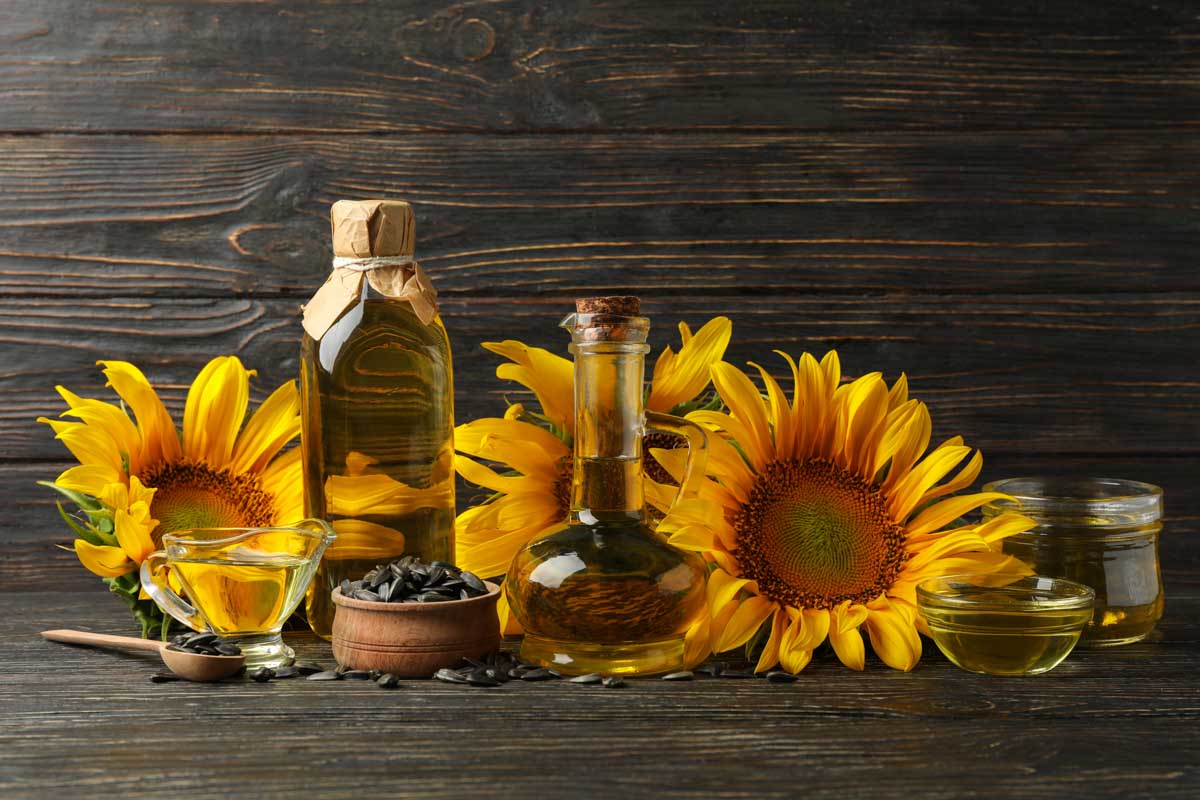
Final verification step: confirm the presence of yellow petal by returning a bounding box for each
[976,511,1037,545]
[113,508,156,564]
[230,379,300,475]
[454,454,537,496]
[754,608,788,673]
[828,601,868,671]
[889,444,973,521]
[712,595,775,654]
[684,612,713,669]
[326,518,407,560]
[904,491,1012,538]
[865,598,922,672]
[259,447,304,524]
[454,417,567,481]
[706,568,753,615]
[495,588,524,636]
[647,316,732,412]
[182,356,254,468]
[54,464,121,497]
[880,402,932,494]
[887,373,909,410]
[916,449,983,509]
[688,409,766,474]
[483,341,575,434]
[73,539,135,578]
[99,360,181,466]
[748,361,794,461]
[56,388,143,476]
[39,417,125,475]
[778,613,815,674]
[710,363,774,467]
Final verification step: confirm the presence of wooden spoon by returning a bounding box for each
[41,628,246,682]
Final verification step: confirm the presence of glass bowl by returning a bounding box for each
[917,574,1095,676]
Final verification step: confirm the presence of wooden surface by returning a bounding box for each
[0,3,1198,794]
[1,590,1196,799]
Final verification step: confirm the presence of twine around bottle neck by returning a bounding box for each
[331,255,416,272]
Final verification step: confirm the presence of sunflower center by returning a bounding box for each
[141,461,276,542]
[734,459,907,609]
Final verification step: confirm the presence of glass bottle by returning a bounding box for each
[983,477,1163,646]
[506,296,709,676]
[300,200,455,639]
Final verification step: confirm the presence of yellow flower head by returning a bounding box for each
[40,357,303,580]
[454,316,732,634]
[653,350,1035,674]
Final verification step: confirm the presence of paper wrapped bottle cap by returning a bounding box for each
[303,199,438,340]
[330,200,415,258]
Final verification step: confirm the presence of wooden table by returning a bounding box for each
[2,588,1195,799]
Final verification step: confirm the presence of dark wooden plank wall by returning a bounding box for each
[1,1,1196,590]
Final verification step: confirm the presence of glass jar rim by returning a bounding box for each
[916,573,1095,612]
[981,477,1162,528]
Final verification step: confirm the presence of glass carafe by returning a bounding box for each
[505,297,709,676]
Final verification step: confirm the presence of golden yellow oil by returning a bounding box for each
[301,289,455,638]
[507,509,708,676]
[172,555,310,637]
[923,604,1093,675]
[1003,530,1163,646]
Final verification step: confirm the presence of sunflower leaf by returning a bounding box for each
[37,480,103,512]
[54,501,106,545]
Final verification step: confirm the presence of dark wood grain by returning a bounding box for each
[1,591,1196,799]
[0,1,1197,134]
[1,133,1197,298]
[4,294,1197,461]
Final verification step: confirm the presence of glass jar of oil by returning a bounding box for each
[983,477,1163,646]
[300,200,455,639]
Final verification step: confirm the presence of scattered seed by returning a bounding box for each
[467,668,502,687]
[520,668,558,682]
[377,673,401,689]
[661,671,694,681]
[150,672,180,683]
[273,666,300,679]
[602,676,626,688]
[342,670,372,680]
[250,667,275,683]
[719,669,757,679]
[307,671,342,681]
[694,662,726,677]
[568,673,603,684]
[435,668,470,685]
[766,671,798,683]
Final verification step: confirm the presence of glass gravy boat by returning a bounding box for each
[140,519,335,668]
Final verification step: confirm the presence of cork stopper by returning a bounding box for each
[330,199,415,258]
[571,295,646,342]
[576,296,640,315]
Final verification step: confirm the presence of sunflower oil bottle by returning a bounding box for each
[300,200,455,638]
[505,296,709,675]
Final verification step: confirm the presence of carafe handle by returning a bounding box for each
[645,410,709,509]
[139,552,206,632]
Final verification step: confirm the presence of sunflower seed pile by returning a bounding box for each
[165,631,242,657]
[340,557,490,604]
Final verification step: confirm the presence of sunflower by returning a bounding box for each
[652,350,1035,673]
[39,356,304,635]
[454,316,732,634]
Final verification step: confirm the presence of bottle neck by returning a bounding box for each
[570,342,648,523]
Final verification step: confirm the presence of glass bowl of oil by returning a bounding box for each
[917,574,1095,676]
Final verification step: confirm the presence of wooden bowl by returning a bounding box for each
[330,582,501,677]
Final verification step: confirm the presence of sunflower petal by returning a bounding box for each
[778,613,817,673]
[684,612,713,669]
[904,491,1012,538]
[39,418,125,475]
[749,361,794,461]
[495,589,524,636]
[828,601,868,671]
[706,568,754,616]
[647,317,732,412]
[483,341,575,434]
[56,389,143,476]
[753,608,788,673]
[454,455,534,496]
[712,595,775,654]
[54,464,121,498]
[259,447,304,524]
[710,363,774,466]
[865,598,922,672]
[230,379,300,475]
[73,539,135,578]
[99,360,182,466]
[113,508,156,564]
[182,356,254,468]
[889,444,973,521]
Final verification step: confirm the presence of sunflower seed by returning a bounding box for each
[467,668,502,687]
[250,667,275,682]
[766,671,798,683]
[719,669,757,679]
[273,666,300,679]
[520,668,558,681]
[694,662,726,677]
[150,672,181,683]
[307,671,341,681]
[376,581,392,602]
[215,643,242,656]
[460,571,487,593]
[342,670,372,680]
[377,673,401,689]
[602,676,626,688]
[435,668,470,685]
[427,566,446,585]
[568,673,603,684]
[661,671,694,681]
[339,579,353,596]
[417,592,454,603]
[352,589,380,602]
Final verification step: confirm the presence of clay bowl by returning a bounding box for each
[330,582,501,677]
